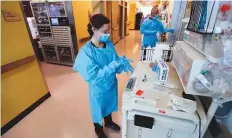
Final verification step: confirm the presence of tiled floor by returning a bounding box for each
[2,31,141,138]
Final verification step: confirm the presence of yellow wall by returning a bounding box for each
[1,2,34,65]
[72,1,92,49]
[2,61,48,126]
[153,0,161,6]
[129,3,136,29]
[1,1,48,126]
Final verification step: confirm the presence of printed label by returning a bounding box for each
[197,74,213,91]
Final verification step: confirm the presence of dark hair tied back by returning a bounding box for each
[87,14,110,37]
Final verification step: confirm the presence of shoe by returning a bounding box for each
[104,114,121,132]
[95,128,107,138]
[105,121,121,132]
[94,123,107,138]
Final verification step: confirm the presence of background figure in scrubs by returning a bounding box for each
[140,6,174,60]
[73,14,133,138]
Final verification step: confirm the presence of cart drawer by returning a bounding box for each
[126,110,196,138]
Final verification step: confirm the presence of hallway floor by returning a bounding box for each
[2,31,141,138]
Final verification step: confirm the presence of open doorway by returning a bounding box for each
[21,1,77,66]
[124,5,128,36]
[106,1,113,41]
[20,1,78,94]
[119,4,123,39]
[21,1,44,62]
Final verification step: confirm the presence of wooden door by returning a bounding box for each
[124,7,128,36]
[106,1,113,41]
[111,1,120,44]
[125,2,129,35]
[119,5,123,39]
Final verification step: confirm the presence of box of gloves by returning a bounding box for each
[154,59,169,81]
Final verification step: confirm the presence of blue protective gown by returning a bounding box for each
[140,17,174,48]
[73,40,123,125]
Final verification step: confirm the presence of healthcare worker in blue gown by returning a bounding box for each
[140,6,174,60]
[73,14,133,138]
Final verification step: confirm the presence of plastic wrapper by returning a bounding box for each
[203,2,232,100]
[223,39,232,67]
[222,38,232,89]
[192,59,221,94]
[192,57,232,100]
[219,5,232,86]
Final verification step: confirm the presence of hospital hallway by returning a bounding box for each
[2,1,232,138]
[2,31,142,138]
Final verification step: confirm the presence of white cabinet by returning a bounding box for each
[125,110,196,138]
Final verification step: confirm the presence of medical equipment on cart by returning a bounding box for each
[122,2,232,137]
[151,59,169,81]
[169,94,197,113]
[140,43,173,62]
[153,81,179,90]
[140,47,156,61]
[122,61,207,138]
[125,77,137,92]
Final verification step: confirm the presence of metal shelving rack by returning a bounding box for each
[30,1,76,66]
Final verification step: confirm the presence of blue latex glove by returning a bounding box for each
[108,60,122,72]
[120,56,134,74]
[152,15,159,20]
[152,64,158,73]
[168,29,175,33]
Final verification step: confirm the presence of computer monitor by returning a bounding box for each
[51,17,59,25]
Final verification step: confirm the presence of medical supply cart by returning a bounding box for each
[122,42,232,138]
[122,1,232,137]
[122,61,207,138]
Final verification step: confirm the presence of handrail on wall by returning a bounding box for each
[1,55,36,74]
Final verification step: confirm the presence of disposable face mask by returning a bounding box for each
[89,22,110,42]
[97,31,110,42]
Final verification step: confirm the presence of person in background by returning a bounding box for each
[73,14,133,138]
[159,3,169,42]
[140,6,174,60]
[140,13,144,27]
[140,14,150,25]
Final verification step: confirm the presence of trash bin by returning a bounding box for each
[214,101,232,134]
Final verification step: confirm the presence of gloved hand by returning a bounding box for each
[168,29,175,33]
[152,64,158,72]
[150,62,158,72]
[152,15,158,20]
[109,60,121,69]
[108,60,122,74]
[120,56,134,74]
